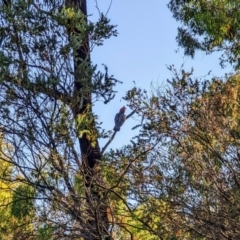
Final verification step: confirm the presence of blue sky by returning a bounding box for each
[87,0,233,150]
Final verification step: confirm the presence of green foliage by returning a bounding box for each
[74,173,85,196]
[76,104,99,147]
[0,136,34,239]
[0,162,13,239]
[3,0,240,239]
[38,224,56,240]
[102,142,183,239]
[168,0,240,68]
[127,66,240,239]
[0,0,120,238]
[118,200,177,240]
[11,185,35,219]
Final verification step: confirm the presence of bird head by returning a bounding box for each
[120,106,126,113]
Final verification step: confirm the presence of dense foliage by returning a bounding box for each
[168,0,240,68]
[1,0,240,239]
[125,68,240,239]
[0,0,118,239]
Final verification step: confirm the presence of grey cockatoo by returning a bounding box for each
[113,107,126,131]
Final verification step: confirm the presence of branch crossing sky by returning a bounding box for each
[87,0,233,149]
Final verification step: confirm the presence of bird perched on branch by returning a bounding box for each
[113,107,126,131]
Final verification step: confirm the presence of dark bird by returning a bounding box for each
[113,107,126,131]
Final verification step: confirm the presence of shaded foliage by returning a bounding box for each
[123,66,240,239]
[0,0,119,239]
[168,0,240,68]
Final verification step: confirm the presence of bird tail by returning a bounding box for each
[113,126,120,131]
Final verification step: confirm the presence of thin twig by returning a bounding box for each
[94,0,113,17]
[105,0,113,17]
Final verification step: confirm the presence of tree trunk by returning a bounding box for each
[67,0,110,239]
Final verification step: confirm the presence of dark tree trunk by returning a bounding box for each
[66,0,110,239]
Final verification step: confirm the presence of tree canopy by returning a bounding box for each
[168,0,240,68]
[1,0,240,239]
